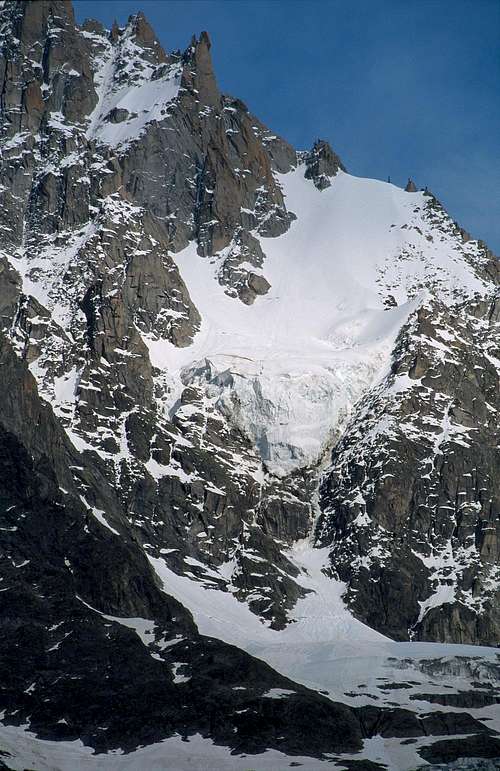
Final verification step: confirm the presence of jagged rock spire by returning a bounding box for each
[0,0,97,138]
[181,30,218,107]
[304,139,346,190]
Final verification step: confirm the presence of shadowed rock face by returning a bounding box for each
[418,735,500,765]
[318,293,500,644]
[0,1,499,766]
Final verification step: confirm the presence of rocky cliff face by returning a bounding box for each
[0,2,499,769]
[318,291,500,643]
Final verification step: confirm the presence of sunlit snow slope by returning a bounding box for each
[144,167,489,475]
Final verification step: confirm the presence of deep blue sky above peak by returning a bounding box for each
[74,0,499,253]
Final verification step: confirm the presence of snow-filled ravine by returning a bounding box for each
[143,167,490,476]
[148,542,500,708]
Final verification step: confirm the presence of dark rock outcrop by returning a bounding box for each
[418,735,500,765]
[303,138,346,189]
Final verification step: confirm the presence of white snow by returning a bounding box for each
[147,540,500,724]
[143,168,491,475]
[261,688,295,698]
[147,541,387,654]
[13,221,96,327]
[85,25,181,149]
[6,721,476,770]
[87,68,181,148]
[171,662,190,684]
[78,496,120,536]
[0,726,338,770]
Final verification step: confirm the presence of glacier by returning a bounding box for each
[143,167,491,476]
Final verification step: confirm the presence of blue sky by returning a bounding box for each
[74,0,499,253]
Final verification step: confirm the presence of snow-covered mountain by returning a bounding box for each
[0,2,499,769]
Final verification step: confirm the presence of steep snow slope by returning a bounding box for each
[144,168,490,475]
[84,23,182,148]
[148,542,387,650]
[148,541,500,701]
